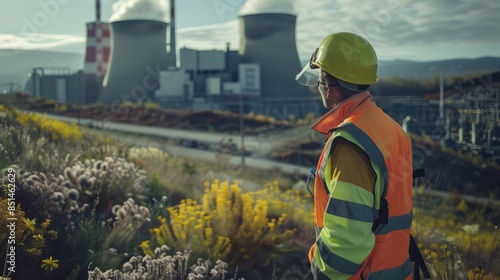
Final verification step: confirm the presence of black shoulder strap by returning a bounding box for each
[410,168,431,279]
[371,197,388,232]
[410,234,431,279]
[372,168,431,279]
[413,168,425,179]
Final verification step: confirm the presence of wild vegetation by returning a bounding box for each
[0,105,309,279]
[6,97,294,135]
[0,104,499,279]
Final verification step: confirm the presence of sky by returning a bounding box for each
[0,0,499,62]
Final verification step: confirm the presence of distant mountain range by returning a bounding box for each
[0,50,84,92]
[1,49,500,92]
[378,57,500,80]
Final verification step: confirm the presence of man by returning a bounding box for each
[296,32,414,279]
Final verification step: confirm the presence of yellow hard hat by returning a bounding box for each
[296,32,378,87]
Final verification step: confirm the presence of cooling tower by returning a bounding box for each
[99,20,175,104]
[238,13,309,99]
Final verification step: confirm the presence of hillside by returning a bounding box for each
[8,96,498,200]
[2,49,499,93]
[377,57,500,80]
[0,49,83,89]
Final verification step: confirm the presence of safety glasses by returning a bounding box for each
[309,48,320,69]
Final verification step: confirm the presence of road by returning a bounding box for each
[105,130,311,177]
[40,112,500,206]
[43,112,311,176]
[45,113,292,158]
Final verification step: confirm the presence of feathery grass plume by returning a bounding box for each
[88,247,240,280]
[128,146,169,164]
[1,159,152,279]
[58,156,149,217]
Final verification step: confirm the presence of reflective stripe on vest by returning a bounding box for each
[312,118,413,279]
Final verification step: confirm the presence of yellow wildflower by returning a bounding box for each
[23,218,36,235]
[33,234,44,242]
[40,219,50,229]
[26,248,42,257]
[41,256,59,271]
[140,240,155,257]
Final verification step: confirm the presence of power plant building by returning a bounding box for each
[27,1,318,117]
[155,12,316,117]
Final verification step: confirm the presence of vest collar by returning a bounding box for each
[311,91,372,134]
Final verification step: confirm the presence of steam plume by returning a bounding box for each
[239,0,296,15]
[110,0,170,22]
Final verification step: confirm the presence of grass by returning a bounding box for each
[413,183,500,279]
[1,105,500,279]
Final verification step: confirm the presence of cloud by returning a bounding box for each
[110,0,170,22]
[296,0,500,47]
[292,0,500,60]
[239,0,295,15]
[0,33,84,53]
[159,0,500,61]
[177,20,239,51]
[1,0,499,62]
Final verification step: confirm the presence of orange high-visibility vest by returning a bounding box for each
[309,92,413,279]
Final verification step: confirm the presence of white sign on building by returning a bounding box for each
[238,63,260,96]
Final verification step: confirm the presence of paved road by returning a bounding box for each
[45,113,290,158]
[43,112,311,176]
[105,131,311,177]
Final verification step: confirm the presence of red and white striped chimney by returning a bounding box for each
[84,0,111,77]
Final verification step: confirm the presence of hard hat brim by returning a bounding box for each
[296,64,319,87]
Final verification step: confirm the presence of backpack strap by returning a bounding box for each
[413,168,425,179]
[410,234,431,279]
[372,168,431,279]
[371,197,388,232]
[410,168,431,279]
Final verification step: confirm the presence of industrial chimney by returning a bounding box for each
[99,19,176,104]
[238,13,309,99]
[83,0,111,103]
[167,0,177,68]
[84,0,111,77]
